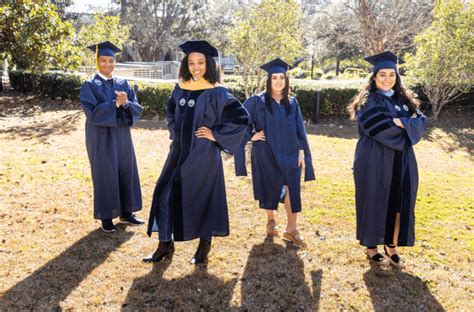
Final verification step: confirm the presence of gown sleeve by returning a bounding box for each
[121,81,143,127]
[294,98,316,181]
[211,88,249,155]
[399,108,427,146]
[80,81,118,127]
[357,96,409,151]
[234,96,258,176]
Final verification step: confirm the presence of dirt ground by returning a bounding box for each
[0,93,473,311]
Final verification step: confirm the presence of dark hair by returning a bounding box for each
[264,74,290,115]
[178,54,221,84]
[347,71,420,120]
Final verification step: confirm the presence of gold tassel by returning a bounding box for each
[95,44,99,70]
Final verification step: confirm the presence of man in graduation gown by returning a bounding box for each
[80,41,144,233]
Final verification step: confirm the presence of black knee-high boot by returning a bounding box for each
[143,241,175,263]
[191,238,212,264]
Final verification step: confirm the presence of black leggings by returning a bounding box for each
[384,150,403,245]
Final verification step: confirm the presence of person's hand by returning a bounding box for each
[298,150,305,169]
[195,127,216,142]
[115,91,128,106]
[251,131,266,141]
[393,118,404,128]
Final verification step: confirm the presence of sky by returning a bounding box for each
[66,0,119,13]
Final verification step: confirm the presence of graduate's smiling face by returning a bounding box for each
[271,73,286,94]
[188,52,206,80]
[374,68,396,91]
[98,56,115,78]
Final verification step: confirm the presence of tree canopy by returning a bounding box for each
[0,2,81,73]
[405,0,474,119]
[228,0,303,96]
[77,14,131,74]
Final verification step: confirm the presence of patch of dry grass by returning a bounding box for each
[0,94,472,311]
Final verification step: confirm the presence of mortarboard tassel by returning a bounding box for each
[95,44,99,70]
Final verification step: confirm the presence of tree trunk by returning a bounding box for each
[430,101,439,120]
[311,53,314,80]
[336,57,340,76]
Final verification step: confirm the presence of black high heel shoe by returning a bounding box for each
[191,239,211,265]
[384,244,405,268]
[365,247,389,267]
[143,241,174,263]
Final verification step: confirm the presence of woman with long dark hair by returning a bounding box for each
[348,51,427,268]
[143,40,248,264]
[235,58,315,247]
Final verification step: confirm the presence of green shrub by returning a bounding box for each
[320,88,359,116]
[223,81,246,103]
[291,84,316,119]
[37,72,82,100]
[292,84,359,119]
[8,70,23,90]
[134,81,175,116]
[9,70,81,99]
[8,70,37,92]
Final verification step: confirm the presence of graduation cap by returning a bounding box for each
[364,51,399,73]
[179,40,219,57]
[260,58,292,75]
[87,41,121,58]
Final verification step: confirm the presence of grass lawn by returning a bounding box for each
[0,94,472,311]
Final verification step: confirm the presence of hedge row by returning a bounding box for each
[134,82,175,116]
[292,84,359,118]
[134,81,359,120]
[9,70,82,100]
[8,70,362,119]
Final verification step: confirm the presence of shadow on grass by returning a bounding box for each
[240,237,322,310]
[364,262,445,312]
[0,92,79,117]
[0,111,82,143]
[306,117,359,140]
[0,228,133,310]
[424,122,473,156]
[122,261,238,311]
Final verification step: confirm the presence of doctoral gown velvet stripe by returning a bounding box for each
[147,85,249,241]
[353,91,427,247]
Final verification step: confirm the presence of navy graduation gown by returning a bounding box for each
[235,93,315,213]
[80,74,143,220]
[353,91,427,247]
[147,84,249,241]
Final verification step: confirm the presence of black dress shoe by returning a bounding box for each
[384,245,405,268]
[101,219,117,233]
[191,239,211,265]
[365,247,389,267]
[143,241,174,263]
[119,213,145,225]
